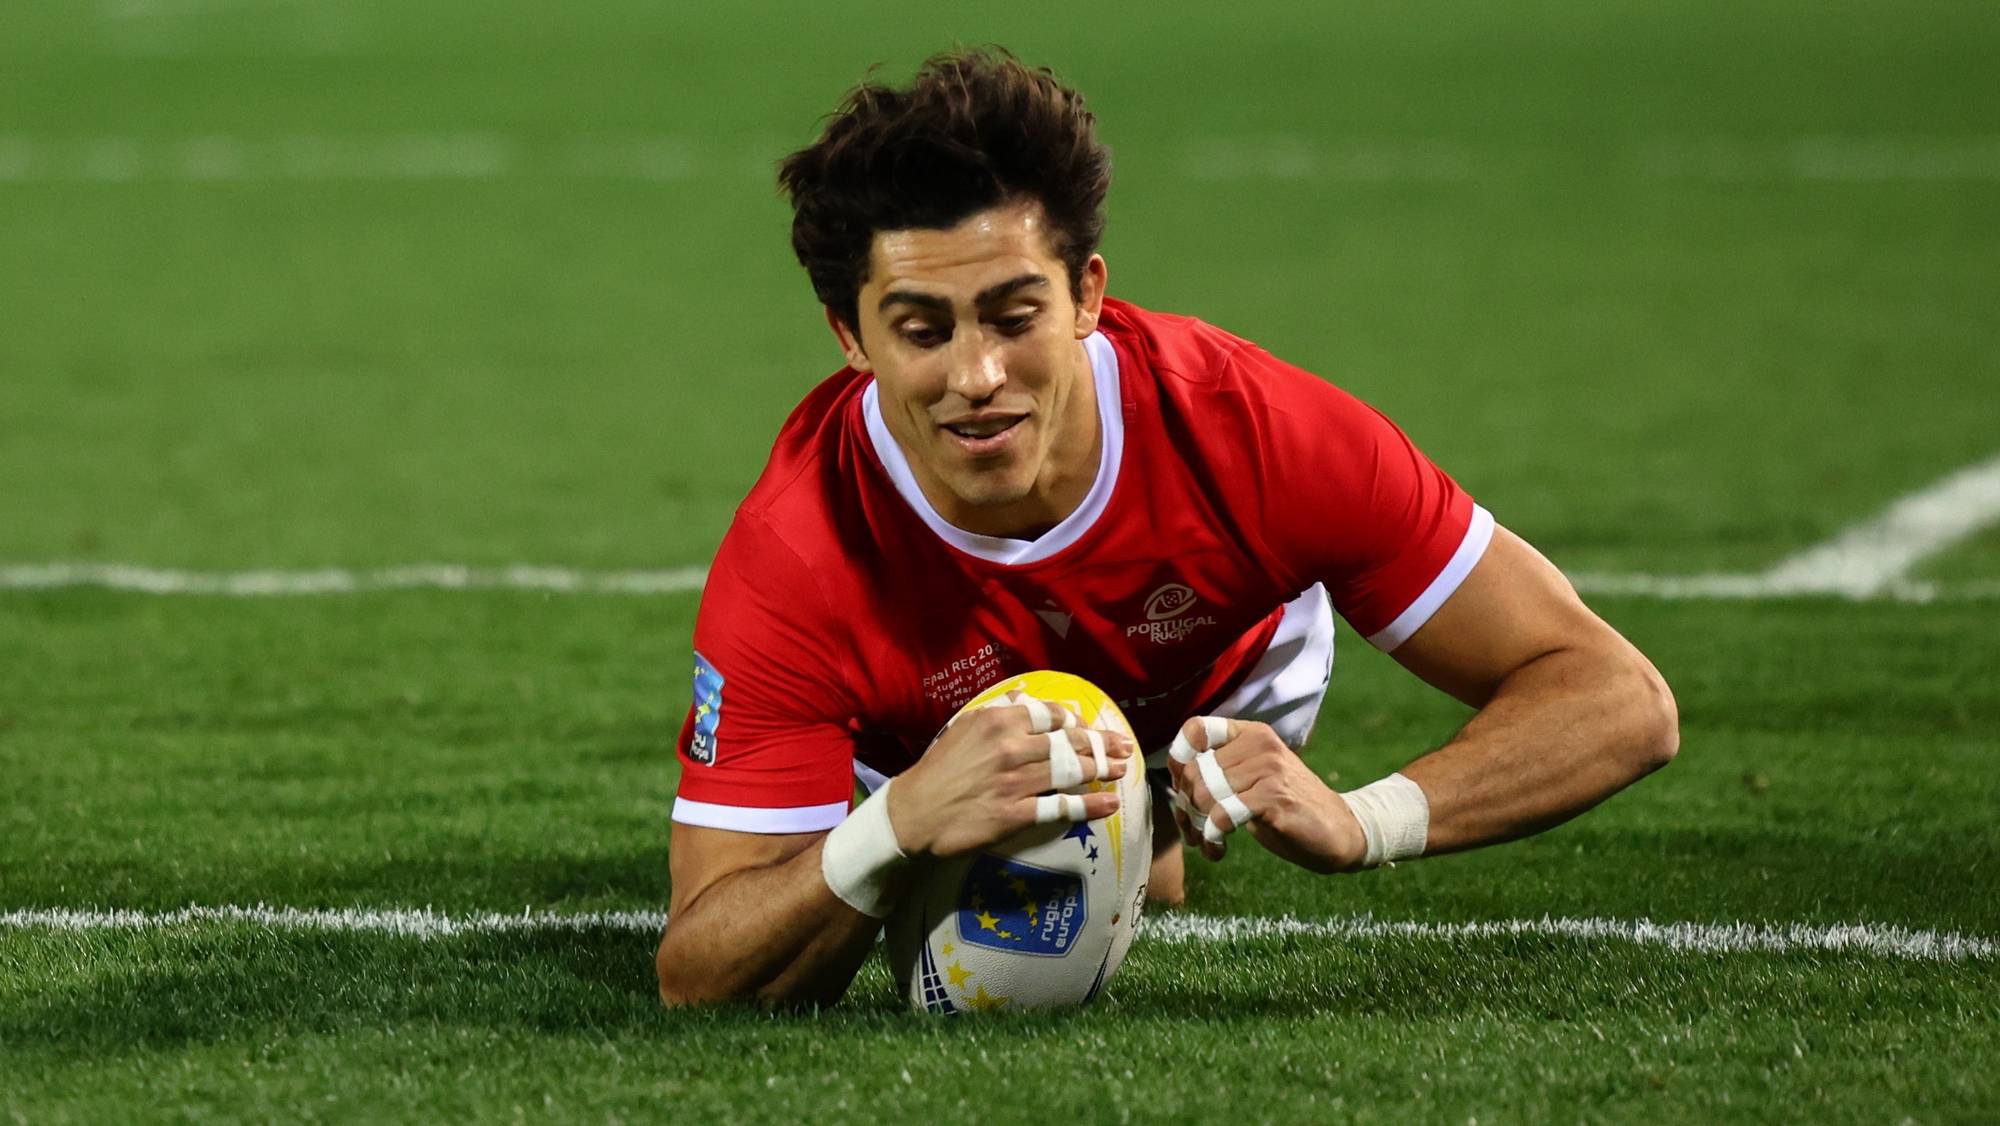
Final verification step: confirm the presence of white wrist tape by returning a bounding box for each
[1338,772,1429,868]
[820,778,908,918]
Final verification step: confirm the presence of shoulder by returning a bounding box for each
[706,366,879,609]
[1097,297,1256,388]
[1099,297,1373,430]
[736,365,871,518]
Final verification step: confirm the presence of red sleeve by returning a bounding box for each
[671,511,859,833]
[1231,344,1493,650]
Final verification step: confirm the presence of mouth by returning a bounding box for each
[939,414,1027,456]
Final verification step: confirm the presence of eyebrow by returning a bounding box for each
[877,273,1050,314]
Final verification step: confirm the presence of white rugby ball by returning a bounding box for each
[886,670,1152,1014]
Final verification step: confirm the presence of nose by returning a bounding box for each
[945,329,1005,403]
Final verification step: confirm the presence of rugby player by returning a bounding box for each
[656,48,1678,1007]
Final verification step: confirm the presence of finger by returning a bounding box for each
[1047,732,1084,789]
[1034,792,1087,823]
[1192,743,1256,846]
[1167,715,1238,764]
[1039,729,1129,787]
[1196,762,1254,838]
[1084,728,1108,779]
[1199,780,1237,846]
[1195,748,1251,811]
[1011,696,1078,734]
[1202,796,1253,845]
[1168,794,1201,848]
[1033,791,1120,824]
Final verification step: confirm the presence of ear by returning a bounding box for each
[1072,254,1108,339]
[827,307,872,373]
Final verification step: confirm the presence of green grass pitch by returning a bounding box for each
[3,1,1997,1121]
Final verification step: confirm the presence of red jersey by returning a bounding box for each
[673,299,1491,834]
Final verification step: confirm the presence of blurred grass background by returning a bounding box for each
[3,0,1995,574]
[3,2,1997,1121]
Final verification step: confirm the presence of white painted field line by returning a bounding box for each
[3,905,1989,962]
[1144,913,1997,962]
[5,452,1996,599]
[1758,454,2000,597]
[0,905,667,937]
[1569,452,2000,601]
[7,904,1992,964]
[0,562,709,595]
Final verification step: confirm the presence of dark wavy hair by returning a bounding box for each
[777,47,1113,335]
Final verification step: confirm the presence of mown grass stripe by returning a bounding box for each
[4,906,1990,962]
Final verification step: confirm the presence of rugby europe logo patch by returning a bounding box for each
[957,854,1087,957]
[688,652,724,765]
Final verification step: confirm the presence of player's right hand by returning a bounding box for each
[887,700,1133,858]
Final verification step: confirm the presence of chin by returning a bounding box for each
[946,469,1036,511]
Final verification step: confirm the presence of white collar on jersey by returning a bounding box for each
[861,330,1124,566]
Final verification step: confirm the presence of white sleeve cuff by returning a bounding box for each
[670,797,850,834]
[1366,505,1495,652]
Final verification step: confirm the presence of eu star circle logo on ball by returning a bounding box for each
[886,670,1153,1013]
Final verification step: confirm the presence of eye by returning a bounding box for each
[995,312,1036,336]
[901,324,948,348]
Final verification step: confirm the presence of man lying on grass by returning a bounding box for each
[656,47,1678,1007]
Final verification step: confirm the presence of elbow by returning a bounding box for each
[656,930,735,1009]
[655,931,819,1011]
[655,940,702,1008]
[1628,658,1680,773]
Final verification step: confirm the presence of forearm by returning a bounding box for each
[656,838,886,1008]
[1399,644,1678,855]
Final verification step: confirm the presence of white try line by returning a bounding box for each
[1567,452,2000,602]
[2,905,1990,962]
[3,455,1995,600]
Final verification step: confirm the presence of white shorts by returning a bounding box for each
[1144,582,1336,768]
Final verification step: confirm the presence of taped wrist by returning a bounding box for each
[1338,772,1429,868]
[820,778,909,918]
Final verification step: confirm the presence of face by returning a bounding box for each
[832,199,1108,538]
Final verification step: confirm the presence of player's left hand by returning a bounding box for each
[1164,716,1367,873]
